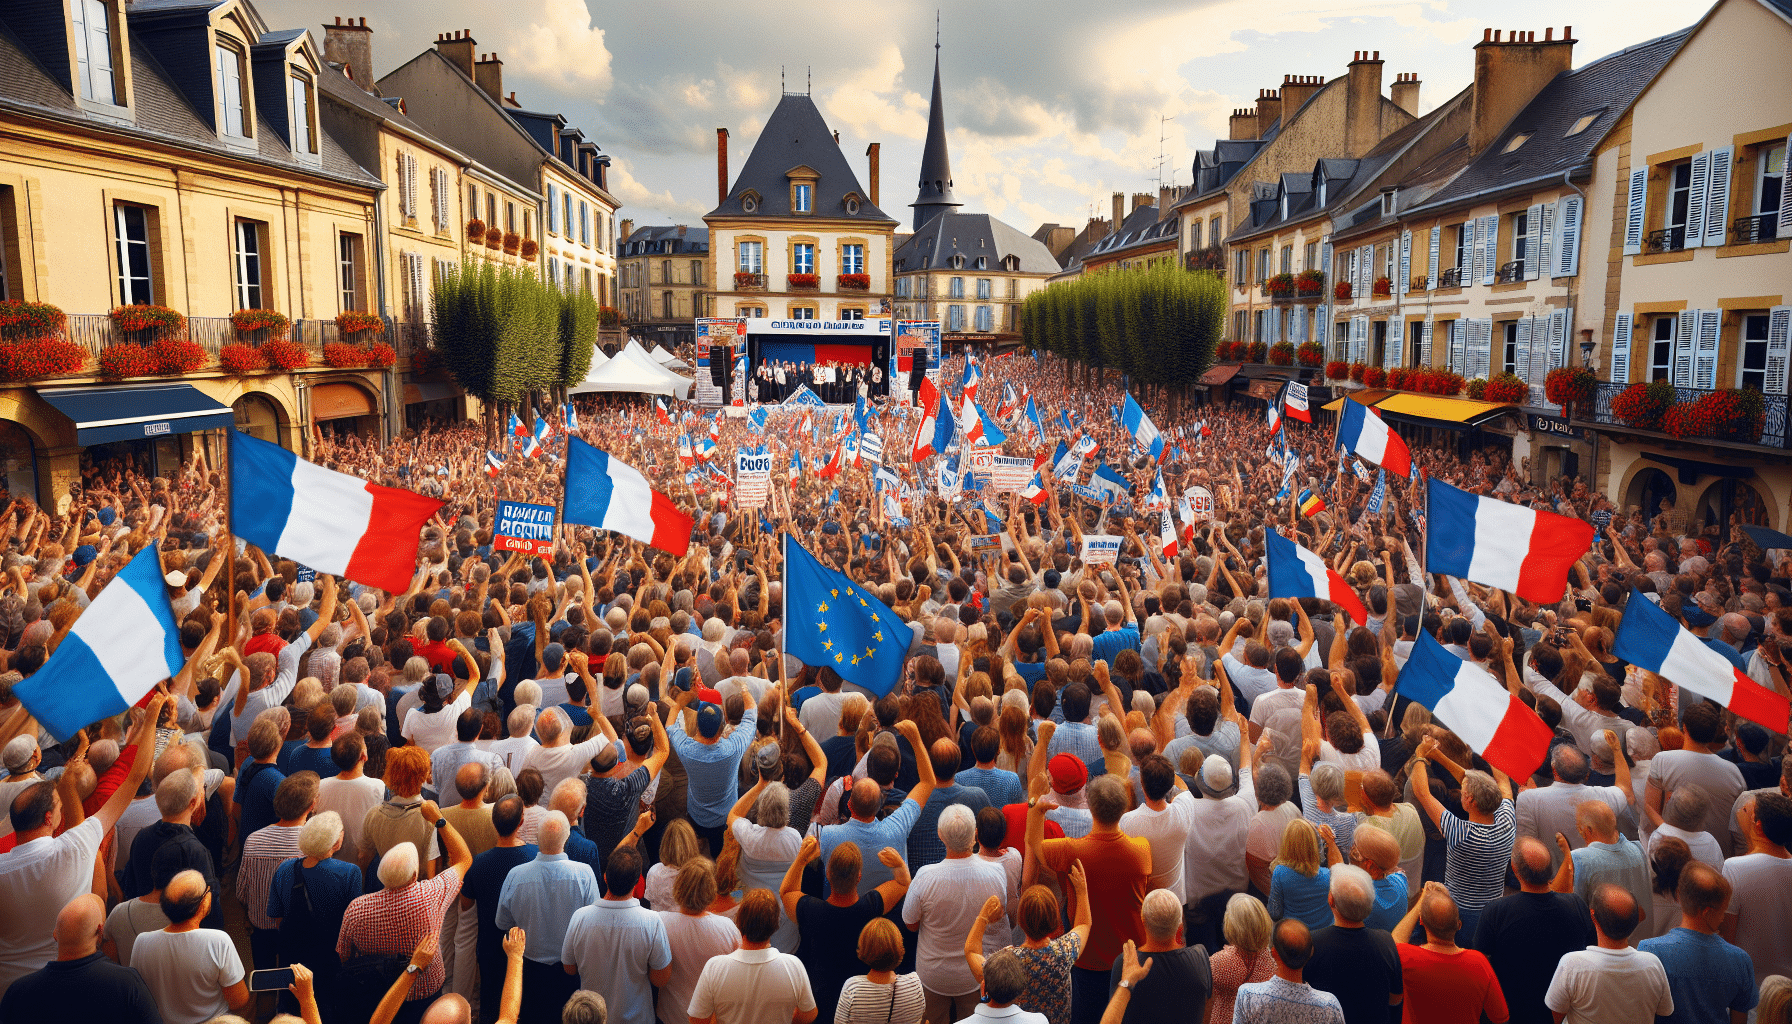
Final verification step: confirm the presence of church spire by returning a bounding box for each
[910,13,961,232]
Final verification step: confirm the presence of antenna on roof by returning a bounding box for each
[936,10,941,52]
[1152,114,1175,192]
[807,66,811,95]
[781,66,785,93]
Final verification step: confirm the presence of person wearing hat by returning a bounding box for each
[0,736,44,838]
[667,674,763,857]
[1040,750,1094,839]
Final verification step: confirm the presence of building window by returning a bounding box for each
[657,259,669,285]
[1757,142,1785,218]
[1500,321,1518,374]
[214,44,247,138]
[948,304,965,331]
[1233,249,1247,281]
[1253,310,1266,343]
[1666,160,1693,247]
[662,291,673,318]
[691,260,703,284]
[505,202,516,234]
[579,202,590,246]
[582,267,592,294]
[524,211,532,239]
[338,233,361,310]
[840,308,864,321]
[563,193,573,239]
[1407,320,1424,367]
[290,75,315,154]
[842,243,865,275]
[547,257,559,289]
[71,0,117,104]
[547,184,558,233]
[1740,314,1771,391]
[486,192,496,227]
[1453,223,1468,271]
[233,219,263,310]
[975,305,993,332]
[1232,310,1246,342]
[895,277,910,298]
[976,278,991,299]
[793,183,812,213]
[1650,316,1674,381]
[114,204,153,305]
[466,183,477,218]
[738,241,762,273]
[1303,242,1317,271]
[1189,220,1202,250]
[1257,248,1270,283]
[1512,210,1530,274]
[949,276,964,299]
[790,306,816,320]
[1280,246,1292,275]
[793,243,815,275]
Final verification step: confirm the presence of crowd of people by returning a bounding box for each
[751,359,884,405]
[0,343,1787,1024]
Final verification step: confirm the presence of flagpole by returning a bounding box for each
[778,530,787,746]
[224,426,236,649]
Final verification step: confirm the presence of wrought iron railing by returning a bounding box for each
[57,314,353,358]
[1584,379,1789,449]
[1439,267,1464,287]
[1496,260,1525,284]
[1732,215,1780,245]
[1644,227,1688,253]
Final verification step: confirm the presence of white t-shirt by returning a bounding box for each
[797,691,848,738]
[130,927,246,1024]
[1543,945,1673,1024]
[0,816,104,1000]
[523,737,616,797]
[687,947,816,1024]
[1247,803,1301,866]
[1186,770,1258,901]
[402,687,473,753]
[482,735,540,773]
[315,774,386,864]
[901,855,1009,996]
[1648,750,1745,849]
[1119,791,1197,903]
[1722,852,1792,986]
[1647,822,1724,870]
[655,910,741,1024]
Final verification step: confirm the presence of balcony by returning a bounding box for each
[1439,267,1465,288]
[1644,227,1688,254]
[1733,215,1781,245]
[787,273,820,291]
[733,272,766,290]
[1582,380,1790,449]
[837,273,870,291]
[1496,260,1525,284]
[1410,275,1430,292]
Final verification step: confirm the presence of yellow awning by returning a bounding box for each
[1320,389,1395,413]
[1374,393,1514,423]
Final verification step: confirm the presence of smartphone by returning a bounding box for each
[249,968,295,992]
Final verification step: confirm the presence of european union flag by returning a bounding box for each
[782,533,908,697]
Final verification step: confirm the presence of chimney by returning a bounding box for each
[1158,186,1172,220]
[1228,107,1259,141]
[1390,73,1421,116]
[676,225,687,239]
[1086,216,1109,242]
[323,17,375,96]
[506,91,518,107]
[1344,50,1385,157]
[716,128,730,207]
[1254,88,1283,131]
[865,143,880,207]
[619,218,634,243]
[434,30,475,80]
[1470,27,1576,155]
[1132,192,1152,214]
[1111,192,1124,231]
[1279,75,1325,115]
[474,52,503,104]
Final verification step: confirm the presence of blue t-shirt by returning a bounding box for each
[957,766,1025,808]
[565,825,602,876]
[1638,928,1758,1024]
[1089,623,1141,668]
[463,845,540,962]
[233,761,286,841]
[266,856,362,923]
[280,744,339,780]
[1269,864,1334,930]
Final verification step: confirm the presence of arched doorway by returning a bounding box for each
[232,392,285,446]
[0,420,38,504]
[310,381,378,439]
[1627,468,1676,522]
[1696,478,1771,533]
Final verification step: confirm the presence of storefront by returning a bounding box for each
[40,383,235,481]
[403,379,464,432]
[309,380,381,439]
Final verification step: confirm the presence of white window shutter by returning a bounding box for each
[1345,249,1357,295]
[1290,304,1305,344]
[1419,319,1433,368]
[1358,244,1373,298]
[1538,203,1554,281]
[405,155,418,219]
[1694,308,1721,389]
[1623,168,1648,255]
[1427,226,1440,290]
[1515,316,1532,382]
[1399,230,1412,295]
[1316,305,1329,347]
[1673,310,1697,387]
[1766,306,1791,396]
[1703,146,1733,247]
[1524,204,1543,281]
[1473,319,1494,380]
[1685,151,1710,245]
[1469,218,1486,284]
[1554,196,1582,278]
[1550,308,1572,369]
[1480,215,1500,286]
[1610,312,1633,383]
[1781,184,1792,240]
[1450,319,1466,374]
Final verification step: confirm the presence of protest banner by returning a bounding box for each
[494,500,556,556]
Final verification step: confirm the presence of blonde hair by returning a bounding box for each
[660,818,702,867]
[1273,818,1321,877]
[1758,976,1792,1024]
[1222,893,1273,951]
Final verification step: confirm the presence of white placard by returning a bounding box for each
[1081,534,1122,566]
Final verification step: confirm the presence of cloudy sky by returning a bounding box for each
[263,0,1712,233]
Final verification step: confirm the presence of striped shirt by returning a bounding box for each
[1440,799,1516,913]
[1298,774,1357,859]
[237,824,304,931]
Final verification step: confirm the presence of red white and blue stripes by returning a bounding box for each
[1264,526,1368,625]
[563,437,692,555]
[1425,478,1594,604]
[1337,397,1412,479]
[1397,630,1553,781]
[1614,588,1790,733]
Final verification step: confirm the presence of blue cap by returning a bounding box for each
[543,642,566,670]
[72,545,97,567]
[696,703,724,739]
[97,506,116,526]
[1681,605,1717,628]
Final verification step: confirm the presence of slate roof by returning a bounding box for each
[1083,204,1176,262]
[892,212,1060,274]
[0,12,380,190]
[622,226,710,256]
[708,94,897,224]
[911,49,960,230]
[1408,28,1691,214]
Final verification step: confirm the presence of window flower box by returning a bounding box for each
[364,342,397,369]
[1266,273,1296,298]
[466,219,486,239]
[1269,342,1295,366]
[97,343,155,379]
[520,239,539,261]
[503,231,521,255]
[787,273,820,291]
[1372,276,1392,297]
[1484,373,1528,404]
[0,300,67,340]
[150,337,206,375]
[109,304,186,336]
[838,273,870,291]
[1326,360,1350,380]
[1295,270,1325,297]
[1333,281,1353,301]
[261,339,312,371]
[323,343,368,369]
[231,308,290,338]
[335,311,385,336]
[1297,341,1325,367]
[219,343,266,375]
[0,338,85,381]
[1364,366,1387,388]
[1349,362,1367,383]
[484,227,503,250]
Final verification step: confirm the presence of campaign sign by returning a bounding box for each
[968,535,1003,552]
[988,455,1035,491]
[294,565,316,583]
[1081,534,1122,566]
[782,386,827,408]
[1185,486,1214,521]
[737,447,772,509]
[494,500,556,556]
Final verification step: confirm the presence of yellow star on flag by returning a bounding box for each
[835,653,845,663]
[817,602,828,613]
[822,640,833,651]
[872,631,884,642]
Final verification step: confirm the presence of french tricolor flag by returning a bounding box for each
[1397,630,1553,782]
[484,451,504,478]
[963,361,982,402]
[655,399,671,427]
[1614,588,1790,733]
[1264,526,1367,625]
[1426,478,1594,604]
[231,432,443,594]
[13,544,185,741]
[1283,381,1311,423]
[1020,473,1049,506]
[1337,398,1412,479]
[911,378,953,461]
[1158,508,1179,560]
[563,437,692,555]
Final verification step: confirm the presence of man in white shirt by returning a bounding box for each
[1544,883,1673,1024]
[484,705,542,773]
[527,643,574,710]
[1648,702,1746,852]
[0,696,159,1001]
[522,707,620,797]
[903,805,1008,1024]
[1722,791,1792,987]
[1182,727,1258,952]
[130,869,250,1024]
[1517,743,1636,871]
[688,888,817,1024]
[431,708,503,800]
[314,733,384,865]
[952,949,1045,1024]
[1118,754,1194,903]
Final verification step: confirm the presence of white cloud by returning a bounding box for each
[501,0,614,96]
[608,159,707,223]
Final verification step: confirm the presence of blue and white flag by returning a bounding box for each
[1275,456,1299,503]
[937,453,962,499]
[1145,469,1169,511]
[15,543,184,741]
[1073,435,1099,458]
[747,408,768,434]
[1050,441,1082,482]
[1057,409,1077,432]
[875,465,901,493]
[1024,397,1045,442]
[790,449,804,477]
[1091,462,1129,501]
[1352,458,1373,483]
[854,393,871,434]
[1365,468,1388,515]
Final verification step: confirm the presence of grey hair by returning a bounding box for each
[938,803,977,854]
[1141,888,1182,939]
[561,990,608,1024]
[538,810,570,855]
[513,680,543,710]
[485,767,517,803]
[1461,770,1501,815]
[508,705,536,738]
[1310,762,1345,805]
[1663,785,1709,832]
[154,767,198,817]
[1626,729,1661,761]
[378,841,419,888]
[1328,863,1375,924]
[300,811,343,859]
[756,781,791,831]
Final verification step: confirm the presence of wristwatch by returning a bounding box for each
[1117,980,1132,991]
[405,964,421,975]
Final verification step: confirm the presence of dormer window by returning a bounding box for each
[1503,132,1531,154]
[974,256,987,270]
[215,43,248,138]
[1281,194,1289,220]
[793,183,812,213]
[843,191,862,216]
[290,74,316,154]
[740,189,761,214]
[71,0,117,105]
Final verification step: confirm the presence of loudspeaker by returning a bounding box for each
[908,346,927,390]
[709,347,728,386]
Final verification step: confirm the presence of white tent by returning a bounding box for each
[650,345,691,370]
[571,340,693,398]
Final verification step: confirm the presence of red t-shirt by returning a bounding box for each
[1397,944,1509,1024]
[82,743,140,818]
[1041,829,1151,972]
[411,639,457,673]
[244,631,286,659]
[997,802,1063,852]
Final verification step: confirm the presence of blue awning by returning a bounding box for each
[39,384,234,446]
